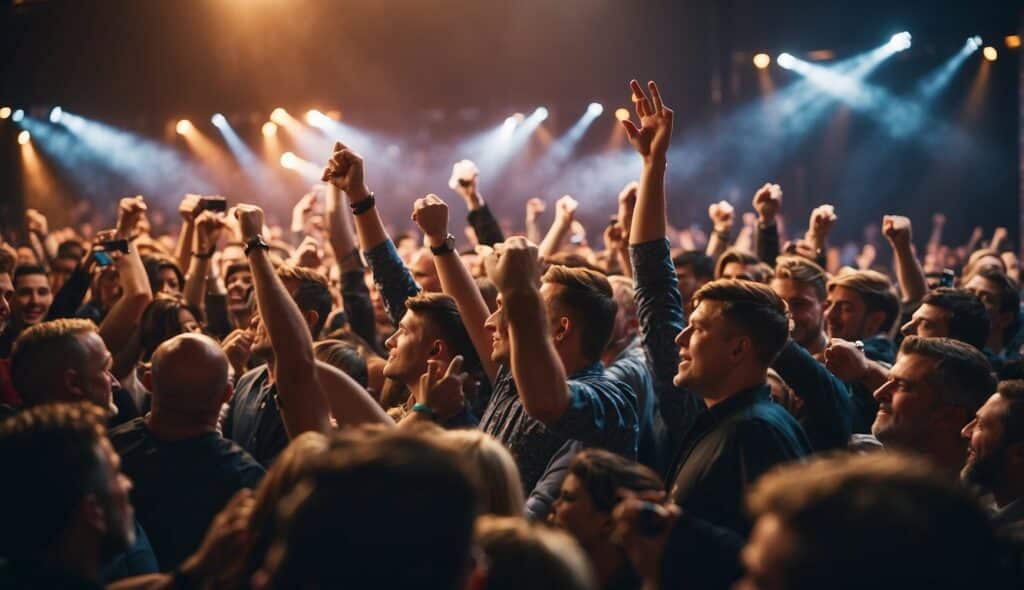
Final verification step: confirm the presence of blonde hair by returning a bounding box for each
[440,430,525,516]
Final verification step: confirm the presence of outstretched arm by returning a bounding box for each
[183,211,226,315]
[752,183,783,266]
[882,215,927,304]
[236,205,330,438]
[538,195,578,260]
[705,200,733,259]
[99,197,153,359]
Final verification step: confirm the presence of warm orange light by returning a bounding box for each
[280,151,298,169]
[0,107,10,119]
[1006,35,1021,49]
[262,121,278,137]
[983,46,998,61]
[271,108,288,124]
[614,108,630,121]
[176,119,193,135]
[753,53,771,69]
[17,130,30,145]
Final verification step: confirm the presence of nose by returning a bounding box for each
[384,333,398,350]
[900,318,916,337]
[961,418,977,440]
[675,325,692,348]
[873,379,894,404]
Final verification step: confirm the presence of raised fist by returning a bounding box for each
[412,194,450,242]
[555,195,578,224]
[234,204,265,241]
[526,198,547,221]
[808,205,837,239]
[322,142,369,200]
[485,237,541,295]
[25,209,49,235]
[882,215,912,250]
[824,338,870,382]
[117,196,147,239]
[708,200,735,233]
[752,183,782,223]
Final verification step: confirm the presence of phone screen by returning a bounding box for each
[93,251,113,266]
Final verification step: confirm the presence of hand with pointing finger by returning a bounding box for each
[418,356,469,420]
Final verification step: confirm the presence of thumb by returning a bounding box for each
[444,355,464,380]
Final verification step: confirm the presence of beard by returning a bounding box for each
[961,446,1007,493]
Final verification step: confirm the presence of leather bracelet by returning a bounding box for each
[350,193,376,216]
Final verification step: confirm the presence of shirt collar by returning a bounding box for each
[705,383,771,422]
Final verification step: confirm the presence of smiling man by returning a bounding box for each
[0,265,53,358]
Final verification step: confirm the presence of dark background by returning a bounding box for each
[0,0,1020,253]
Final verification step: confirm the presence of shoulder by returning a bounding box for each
[234,364,270,394]
[108,417,153,457]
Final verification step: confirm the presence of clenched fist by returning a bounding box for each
[412,194,450,244]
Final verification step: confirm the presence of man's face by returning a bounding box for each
[382,311,434,385]
[0,273,13,334]
[410,250,441,293]
[675,264,701,304]
[871,353,942,449]
[735,513,797,590]
[721,261,760,282]
[95,437,135,559]
[964,275,1008,333]
[50,257,78,293]
[219,245,246,279]
[484,295,511,365]
[825,286,875,341]
[155,268,181,295]
[961,393,1010,491]
[771,278,824,349]
[673,299,737,394]
[12,273,53,328]
[900,303,950,339]
[549,474,607,547]
[225,270,254,314]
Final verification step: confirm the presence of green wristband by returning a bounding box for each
[411,402,439,420]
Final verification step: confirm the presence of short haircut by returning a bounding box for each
[691,279,790,365]
[475,516,596,590]
[715,249,765,281]
[899,336,995,415]
[142,254,185,293]
[542,265,618,362]
[747,453,1006,590]
[964,248,1006,278]
[313,340,369,388]
[0,403,109,559]
[139,294,204,362]
[773,255,828,301]
[56,239,85,260]
[267,430,477,589]
[568,449,663,512]
[994,380,1024,445]
[13,264,48,283]
[277,264,332,337]
[10,318,97,407]
[972,267,1020,319]
[405,292,483,376]
[921,288,989,350]
[672,251,714,280]
[544,252,607,274]
[828,270,900,332]
[607,275,637,321]
[0,247,15,274]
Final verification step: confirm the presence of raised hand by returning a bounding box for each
[807,204,837,247]
[25,208,48,236]
[411,194,450,244]
[526,197,547,221]
[234,204,265,241]
[617,181,638,239]
[448,159,481,204]
[610,491,681,586]
[555,195,578,224]
[194,211,227,253]
[932,212,946,226]
[179,194,203,222]
[882,215,912,250]
[484,237,542,295]
[824,338,870,381]
[221,328,254,378]
[291,236,322,269]
[418,356,469,420]
[708,200,735,233]
[291,192,318,233]
[322,142,369,200]
[604,218,626,252]
[752,183,783,224]
[621,80,674,161]
[116,196,147,239]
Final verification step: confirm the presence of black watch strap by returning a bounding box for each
[430,234,457,256]
[244,235,270,256]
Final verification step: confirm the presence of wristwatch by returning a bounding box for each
[430,233,457,256]
[244,235,270,256]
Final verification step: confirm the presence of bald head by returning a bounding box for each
[150,333,230,415]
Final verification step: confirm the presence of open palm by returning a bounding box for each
[621,80,673,160]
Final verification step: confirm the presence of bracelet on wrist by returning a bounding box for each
[411,402,440,421]
[350,193,376,216]
[192,247,215,259]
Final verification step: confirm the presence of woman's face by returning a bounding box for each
[549,474,608,547]
[178,308,202,335]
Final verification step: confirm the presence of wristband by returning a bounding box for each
[411,402,439,420]
[350,193,376,216]
[192,248,215,259]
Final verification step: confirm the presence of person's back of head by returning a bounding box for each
[147,333,231,420]
[260,429,478,590]
[567,449,664,513]
[743,453,1011,590]
[10,318,101,407]
[921,288,990,350]
[0,403,122,561]
[276,264,332,337]
[541,265,618,364]
[313,339,369,388]
[476,516,596,590]
[673,251,714,280]
[440,429,525,516]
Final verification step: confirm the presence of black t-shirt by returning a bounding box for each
[109,418,265,570]
[221,365,289,467]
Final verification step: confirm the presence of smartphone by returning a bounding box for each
[92,251,113,267]
[940,269,955,288]
[99,239,130,253]
[200,196,227,212]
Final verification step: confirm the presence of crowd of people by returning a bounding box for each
[0,79,1022,589]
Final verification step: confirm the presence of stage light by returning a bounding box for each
[280,151,298,169]
[12,109,25,122]
[176,119,193,135]
[983,46,998,62]
[888,32,912,52]
[968,36,983,51]
[614,108,630,121]
[0,107,9,119]
[534,107,549,121]
[753,53,771,69]
[587,102,603,116]
[17,130,30,145]
[1006,35,1021,49]
[305,109,330,127]
[48,107,63,124]
[777,53,796,70]
[211,113,227,127]
[271,108,288,124]
[262,121,278,137]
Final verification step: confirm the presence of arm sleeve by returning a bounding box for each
[755,222,780,266]
[772,340,854,452]
[47,266,92,320]
[524,439,583,522]
[547,379,638,457]
[363,239,421,327]
[340,268,380,352]
[467,204,505,247]
[629,239,702,437]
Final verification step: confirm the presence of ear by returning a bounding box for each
[303,309,320,333]
[552,316,571,343]
[63,369,86,400]
[428,339,446,360]
[730,334,752,364]
[142,369,154,392]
